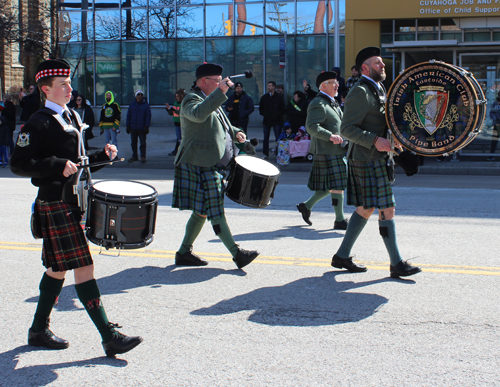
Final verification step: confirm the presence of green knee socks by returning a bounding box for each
[330,192,345,222]
[178,212,206,255]
[31,273,65,332]
[379,219,403,266]
[211,215,239,257]
[304,190,329,210]
[336,212,368,258]
[75,279,114,343]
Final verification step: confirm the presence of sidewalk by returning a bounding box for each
[14,125,500,175]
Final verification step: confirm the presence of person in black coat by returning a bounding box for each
[286,90,308,133]
[19,85,40,122]
[73,96,95,151]
[1,94,16,154]
[258,81,286,158]
[225,82,254,135]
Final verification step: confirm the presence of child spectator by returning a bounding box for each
[277,122,296,166]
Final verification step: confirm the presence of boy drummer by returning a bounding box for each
[10,59,143,357]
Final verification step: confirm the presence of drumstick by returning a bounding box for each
[78,158,125,169]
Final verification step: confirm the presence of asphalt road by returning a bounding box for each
[1,167,499,386]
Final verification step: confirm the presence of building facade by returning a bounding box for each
[58,0,346,107]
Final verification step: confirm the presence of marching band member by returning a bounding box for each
[10,59,143,357]
[332,47,421,278]
[172,63,259,269]
[297,71,349,230]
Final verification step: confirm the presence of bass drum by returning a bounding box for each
[86,180,158,249]
[226,155,280,208]
[386,61,486,156]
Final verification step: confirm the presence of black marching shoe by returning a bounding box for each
[296,202,312,225]
[331,254,367,273]
[102,323,143,358]
[390,260,422,278]
[334,219,349,230]
[28,320,69,349]
[175,250,208,266]
[233,247,260,269]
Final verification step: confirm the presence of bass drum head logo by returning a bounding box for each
[386,61,485,156]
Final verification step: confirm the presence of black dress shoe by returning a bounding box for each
[331,254,367,273]
[175,250,208,266]
[297,202,312,225]
[390,260,422,278]
[334,219,348,230]
[233,248,260,269]
[103,331,143,358]
[28,327,69,349]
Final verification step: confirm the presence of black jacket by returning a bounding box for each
[1,100,16,132]
[20,92,40,122]
[286,98,308,132]
[225,91,254,126]
[10,108,110,201]
[258,92,285,125]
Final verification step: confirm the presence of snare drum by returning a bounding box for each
[386,61,486,156]
[86,180,158,249]
[225,155,280,208]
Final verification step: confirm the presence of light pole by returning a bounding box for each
[237,19,287,99]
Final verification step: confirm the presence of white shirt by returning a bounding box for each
[45,100,71,120]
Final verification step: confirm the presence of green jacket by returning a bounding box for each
[340,78,387,161]
[306,93,345,156]
[175,87,242,167]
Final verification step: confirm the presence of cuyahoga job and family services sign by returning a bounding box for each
[346,0,500,19]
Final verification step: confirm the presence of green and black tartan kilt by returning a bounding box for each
[346,158,396,209]
[307,154,348,191]
[172,163,225,220]
[38,200,93,272]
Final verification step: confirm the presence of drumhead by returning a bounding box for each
[386,61,486,156]
[92,180,157,197]
[234,155,280,176]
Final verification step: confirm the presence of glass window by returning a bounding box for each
[177,0,203,5]
[61,43,95,104]
[235,37,263,101]
[464,31,491,42]
[417,18,438,41]
[296,3,319,34]
[395,19,415,42]
[233,3,264,37]
[206,38,235,76]
[121,42,148,104]
[59,0,93,11]
[95,10,121,40]
[493,32,500,41]
[58,11,94,43]
[206,5,233,37]
[121,9,148,40]
[94,0,120,8]
[266,2,295,35]
[121,0,149,7]
[149,41,177,104]
[177,7,204,38]
[150,0,176,5]
[60,44,94,105]
[265,36,285,94]
[149,8,176,39]
[328,0,345,34]
[95,42,122,105]
[176,39,204,89]
[296,36,326,92]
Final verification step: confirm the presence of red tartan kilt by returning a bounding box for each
[38,200,93,272]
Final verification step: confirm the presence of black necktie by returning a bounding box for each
[63,110,72,125]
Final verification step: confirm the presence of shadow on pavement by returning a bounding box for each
[0,345,127,387]
[191,271,399,326]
